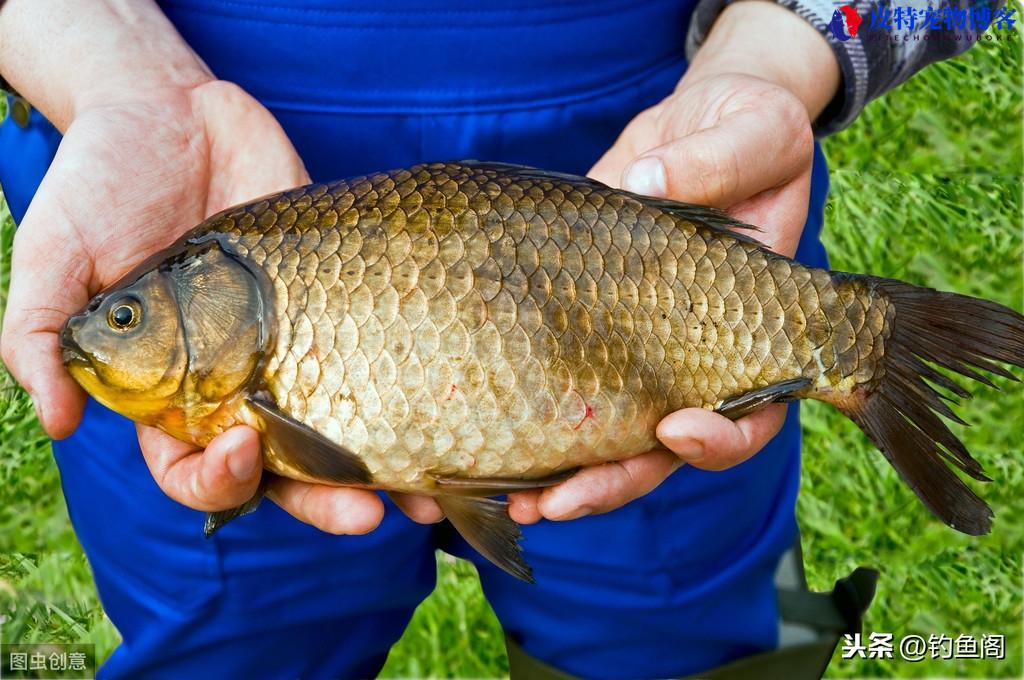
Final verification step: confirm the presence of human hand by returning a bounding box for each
[0,78,390,533]
[508,1,840,523]
[0,0,433,534]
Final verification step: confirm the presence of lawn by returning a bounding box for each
[1,24,1022,680]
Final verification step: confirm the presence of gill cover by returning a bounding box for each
[173,243,271,403]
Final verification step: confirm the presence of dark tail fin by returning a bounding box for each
[837,278,1024,535]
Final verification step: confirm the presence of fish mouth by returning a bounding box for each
[59,317,92,372]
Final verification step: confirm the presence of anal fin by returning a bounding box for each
[248,397,373,485]
[436,495,534,584]
[432,467,579,496]
[715,378,812,420]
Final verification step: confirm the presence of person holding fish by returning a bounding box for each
[0,0,1011,678]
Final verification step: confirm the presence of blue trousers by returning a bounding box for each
[0,1,830,677]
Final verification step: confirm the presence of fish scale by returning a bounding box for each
[204,162,871,490]
[63,161,1024,580]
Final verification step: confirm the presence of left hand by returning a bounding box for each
[508,1,839,523]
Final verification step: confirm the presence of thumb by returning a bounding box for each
[1,200,90,438]
[619,109,809,209]
[656,404,788,471]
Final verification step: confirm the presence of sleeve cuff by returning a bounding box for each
[685,0,870,136]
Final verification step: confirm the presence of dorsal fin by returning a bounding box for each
[453,160,764,246]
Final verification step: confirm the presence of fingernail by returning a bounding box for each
[227,448,258,481]
[623,156,667,197]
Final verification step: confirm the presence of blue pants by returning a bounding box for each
[0,1,831,677]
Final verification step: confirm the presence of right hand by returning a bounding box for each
[1,80,439,533]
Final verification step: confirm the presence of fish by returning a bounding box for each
[60,161,1024,582]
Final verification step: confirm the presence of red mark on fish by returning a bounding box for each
[446,384,457,401]
[573,403,594,430]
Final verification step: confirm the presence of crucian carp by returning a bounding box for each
[60,162,1024,582]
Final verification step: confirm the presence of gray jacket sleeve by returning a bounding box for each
[685,0,1011,135]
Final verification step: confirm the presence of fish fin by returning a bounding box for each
[834,277,1024,536]
[431,467,580,496]
[247,397,373,486]
[454,161,765,245]
[436,495,534,583]
[203,477,269,538]
[715,378,813,420]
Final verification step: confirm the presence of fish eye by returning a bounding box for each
[107,297,143,331]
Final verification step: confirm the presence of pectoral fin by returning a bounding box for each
[715,378,812,420]
[431,467,579,496]
[436,495,534,584]
[204,477,269,538]
[248,397,373,485]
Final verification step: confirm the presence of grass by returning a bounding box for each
[1,24,1022,679]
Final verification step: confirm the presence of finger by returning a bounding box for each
[0,326,87,438]
[138,424,262,511]
[265,477,384,535]
[527,450,680,521]
[508,489,543,525]
[389,492,445,524]
[723,172,810,257]
[588,108,657,188]
[0,202,92,438]
[656,403,788,471]
[620,106,812,209]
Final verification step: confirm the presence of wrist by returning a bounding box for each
[0,0,213,131]
[682,1,840,119]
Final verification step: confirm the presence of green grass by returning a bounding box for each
[1,26,1022,679]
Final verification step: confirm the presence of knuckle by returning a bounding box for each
[190,467,210,504]
[688,140,735,205]
[190,457,244,511]
[292,486,327,531]
[642,104,671,137]
[774,93,814,154]
[157,465,216,513]
[616,459,643,490]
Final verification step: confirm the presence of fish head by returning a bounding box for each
[61,239,272,440]
[61,265,188,420]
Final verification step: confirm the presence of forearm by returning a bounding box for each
[0,0,211,131]
[687,0,1008,134]
[682,1,841,119]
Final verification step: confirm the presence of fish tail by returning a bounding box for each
[829,275,1024,535]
